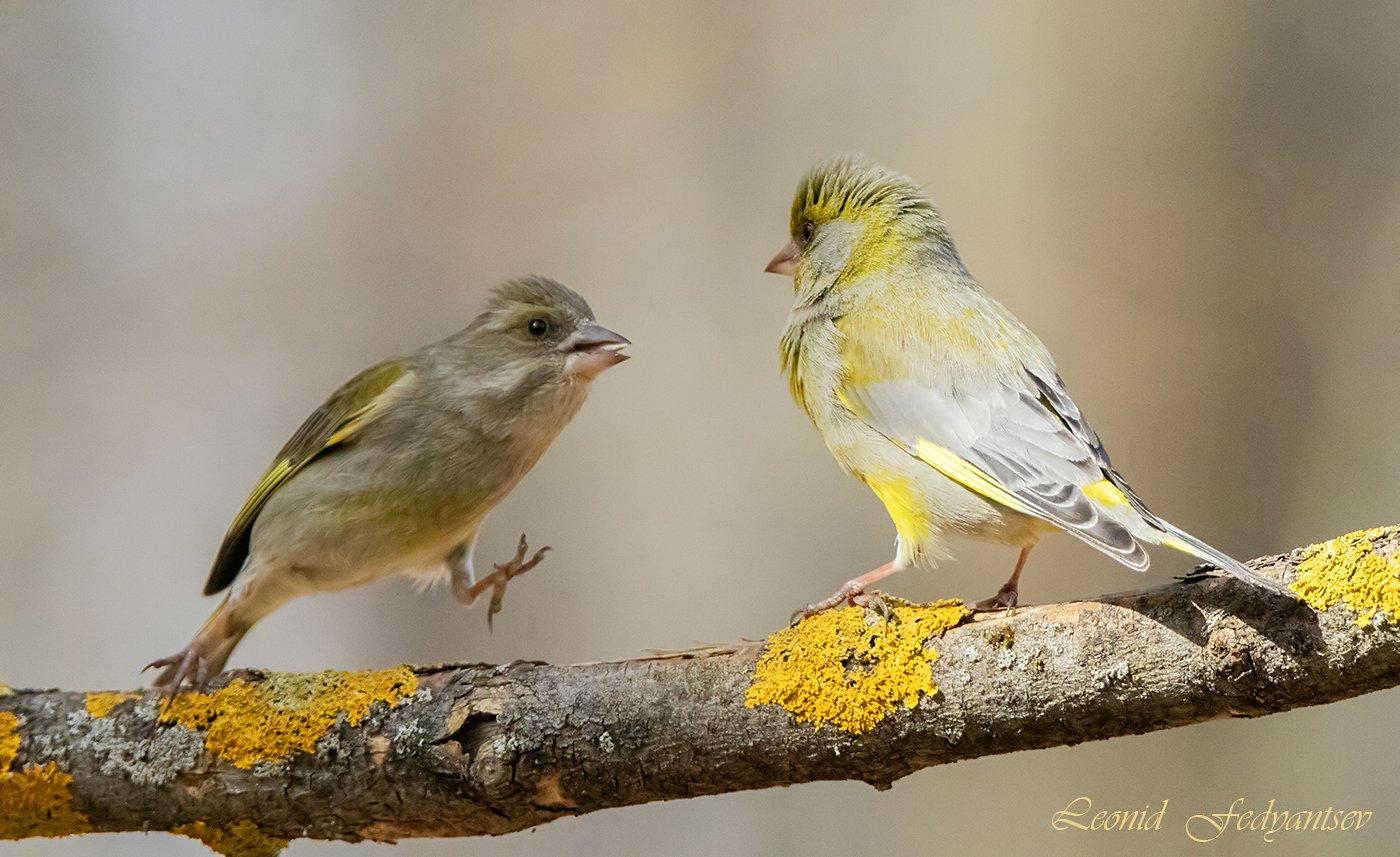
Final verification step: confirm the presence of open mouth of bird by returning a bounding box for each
[562,323,630,379]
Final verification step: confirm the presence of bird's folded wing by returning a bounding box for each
[839,366,1151,570]
[203,358,415,595]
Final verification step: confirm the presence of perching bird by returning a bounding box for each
[765,156,1288,618]
[148,276,629,691]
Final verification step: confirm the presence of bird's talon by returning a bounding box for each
[973,586,1019,614]
[852,590,895,622]
[791,580,889,624]
[485,572,520,630]
[486,538,550,630]
[790,605,816,626]
[146,641,214,698]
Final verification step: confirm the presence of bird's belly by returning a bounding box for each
[908,465,1054,544]
[262,501,484,591]
[845,440,1052,555]
[251,463,494,588]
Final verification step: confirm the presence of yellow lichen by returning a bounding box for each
[0,712,91,840]
[1292,526,1400,628]
[173,819,287,857]
[160,667,418,769]
[0,685,11,697]
[745,598,968,733]
[84,692,139,719]
[0,714,18,771]
[0,763,92,840]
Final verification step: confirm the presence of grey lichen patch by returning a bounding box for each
[315,727,345,762]
[497,703,546,754]
[1094,660,1133,691]
[392,721,427,755]
[19,699,67,759]
[70,710,202,787]
[22,726,71,770]
[490,735,515,759]
[597,731,615,754]
[989,638,1045,672]
[930,707,966,744]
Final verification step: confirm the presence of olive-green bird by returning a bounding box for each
[765,156,1288,618]
[148,276,629,691]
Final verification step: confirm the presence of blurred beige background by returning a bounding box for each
[4,2,1399,855]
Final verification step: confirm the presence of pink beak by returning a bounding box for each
[561,323,630,380]
[764,239,798,276]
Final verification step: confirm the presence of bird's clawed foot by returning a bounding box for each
[972,583,1019,614]
[143,639,214,698]
[487,534,550,630]
[791,580,893,625]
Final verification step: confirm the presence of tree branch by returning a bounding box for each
[3,526,1398,853]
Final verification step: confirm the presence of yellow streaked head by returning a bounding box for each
[767,155,962,303]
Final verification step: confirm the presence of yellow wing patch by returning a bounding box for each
[1159,535,1195,555]
[1082,479,1129,508]
[913,439,1035,516]
[227,459,295,537]
[325,399,386,446]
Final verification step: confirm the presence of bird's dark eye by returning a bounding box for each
[527,318,549,337]
[799,221,815,243]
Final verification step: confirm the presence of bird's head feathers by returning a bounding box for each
[420,276,629,434]
[463,276,629,379]
[474,276,594,355]
[769,156,962,304]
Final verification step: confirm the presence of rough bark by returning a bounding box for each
[2,526,1398,851]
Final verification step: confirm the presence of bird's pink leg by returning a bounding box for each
[459,534,550,630]
[792,561,902,624]
[145,565,299,697]
[974,546,1033,613]
[145,593,243,697]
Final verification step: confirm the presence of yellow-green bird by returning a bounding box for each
[765,156,1287,617]
[148,277,629,691]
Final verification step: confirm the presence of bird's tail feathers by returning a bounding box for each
[1156,524,1291,597]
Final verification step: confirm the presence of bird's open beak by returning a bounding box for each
[561,323,630,379]
[764,239,798,276]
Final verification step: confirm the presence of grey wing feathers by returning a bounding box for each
[1027,368,1157,520]
[845,370,1152,570]
[846,363,1288,594]
[1026,368,1111,471]
[1154,523,1291,595]
[994,369,1288,595]
[965,375,1151,569]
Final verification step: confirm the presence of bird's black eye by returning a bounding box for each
[527,318,549,337]
[799,220,815,243]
